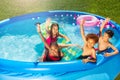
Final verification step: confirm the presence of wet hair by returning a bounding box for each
[50,23,59,38]
[105,30,114,38]
[86,33,99,43]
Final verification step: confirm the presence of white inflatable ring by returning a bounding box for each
[77,15,99,27]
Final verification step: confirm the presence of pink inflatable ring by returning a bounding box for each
[77,15,99,27]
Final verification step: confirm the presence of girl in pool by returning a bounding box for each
[98,17,119,57]
[77,19,99,63]
[36,23,78,62]
[45,18,70,45]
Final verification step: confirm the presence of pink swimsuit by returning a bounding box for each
[46,36,58,46]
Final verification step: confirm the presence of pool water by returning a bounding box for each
[0,11,119,62]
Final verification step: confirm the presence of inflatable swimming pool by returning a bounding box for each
[0,10,120,80]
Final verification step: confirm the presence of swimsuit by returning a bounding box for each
[46,36,58,46]
[77,55,95,60]
[97,48,110,54]
[43,50,62,62]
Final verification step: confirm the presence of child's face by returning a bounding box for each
[50,45,59,55]
[52,26,58,35]
[103,33,110,41]
[87,39,95,48]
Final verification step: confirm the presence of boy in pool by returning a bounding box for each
[77,19,99,63]
[36,23,79,62]
[98,17,119,57]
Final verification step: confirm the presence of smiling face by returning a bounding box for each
[103,33,110,41]
[50,42,59,55]
[52,25,58,36]
[50,45,59,54]
[87,39,96,48]
[86,33,98,48]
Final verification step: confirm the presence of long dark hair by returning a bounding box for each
[50,23,59,39]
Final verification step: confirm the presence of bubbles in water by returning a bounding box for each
[0,35,43,62]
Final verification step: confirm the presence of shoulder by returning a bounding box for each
[99,36,103,40]
[58,33,63,36]
[108,42,113,47]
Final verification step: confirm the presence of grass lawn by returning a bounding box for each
[0,0,120,24]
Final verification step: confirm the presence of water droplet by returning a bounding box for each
[73,17,76,20]
[72,23,75,26]
[66,14,69,16]
[55,15,57,17]
[61,14,63,17]
[77,14,80,16]
[70,14,72,17]
[37,17,40,19]
[32,18,35,20]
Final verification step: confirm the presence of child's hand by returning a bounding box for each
[80,19,85,26]
[72,44,82,49]
[76,44,82,49]
[104,17,110,24]
[104,52,112,57]
[46,18,51,27]
[38,57,42,62]
[36,24,41,33]
[100,17,110,32]
[82,59,89,63]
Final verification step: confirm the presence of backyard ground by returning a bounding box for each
[0,0,120,24]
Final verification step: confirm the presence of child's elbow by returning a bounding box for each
[116,50,119,54]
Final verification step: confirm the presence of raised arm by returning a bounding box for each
[99,17,110,37]
[36,23,50,50]
[59,33,70,42]
[79,19,86,43]
[104,43,119,57]
[45,18,51,34]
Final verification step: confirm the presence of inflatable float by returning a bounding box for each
[0,10,120,80]
[76,15,99,27]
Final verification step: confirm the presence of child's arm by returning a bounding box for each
[83,50,96,63]
[104,43,119,57]
[45,18,51,34]
[59,33,70,42]
[99,17,110,37]
[58,44,82,49]
[79,19,86,43]
[36,24,50,50]
[60,52,64,57]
